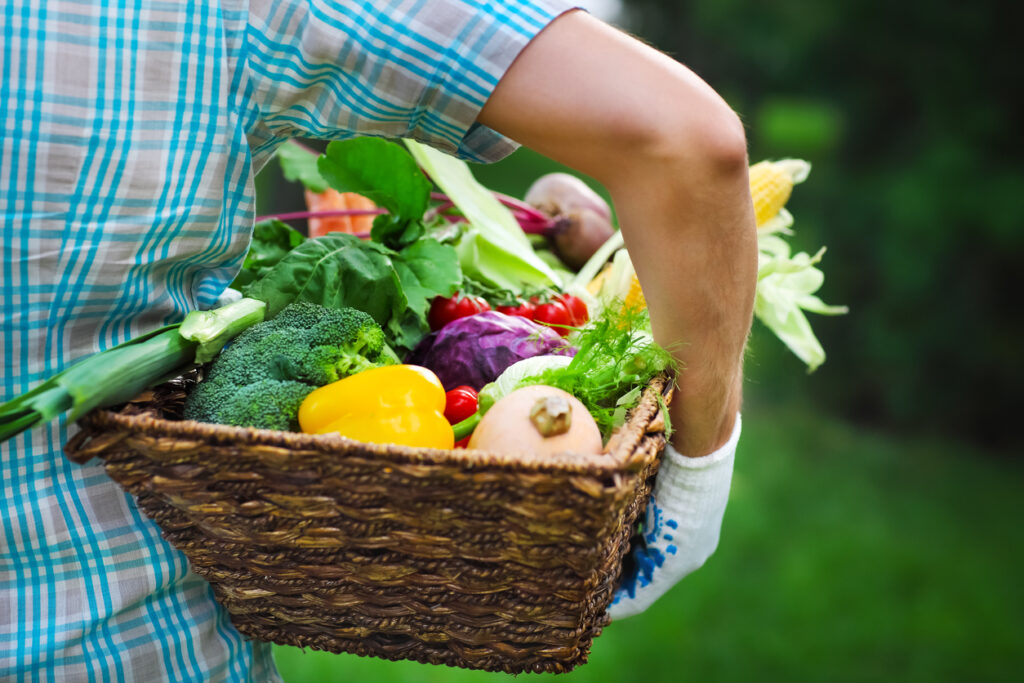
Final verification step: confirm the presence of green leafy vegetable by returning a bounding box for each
[755,234,848,372]
[387,237,465,344]
[533,304,675,436]
[318,138,432,249]
[276,140,329,193]
[405,139,562,293]
[241,233,460,353]
[231,219,306,289]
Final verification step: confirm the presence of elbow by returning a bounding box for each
[604,85,749,187]
[655,96,749,181]
[695,107,749,177]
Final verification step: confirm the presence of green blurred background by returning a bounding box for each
[257,1,1022,680]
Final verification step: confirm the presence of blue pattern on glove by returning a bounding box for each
[611,495,681,604]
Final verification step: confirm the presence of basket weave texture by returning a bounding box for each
[65,372,673,674]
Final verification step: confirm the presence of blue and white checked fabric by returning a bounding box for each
[0,1,574,680]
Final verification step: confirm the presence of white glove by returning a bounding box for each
[608,414,740,619]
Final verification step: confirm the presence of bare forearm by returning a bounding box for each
[611,160,756,456]
[479,11,757,456]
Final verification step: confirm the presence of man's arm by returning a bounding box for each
[478,10,757,457]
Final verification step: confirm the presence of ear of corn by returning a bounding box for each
[587,250,648,318]
[749,159,811,228]
[586,265,610,296]
[623,273,647,312]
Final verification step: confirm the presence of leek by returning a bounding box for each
[0,298,266,443]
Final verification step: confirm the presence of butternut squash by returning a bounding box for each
[467,385,602,457]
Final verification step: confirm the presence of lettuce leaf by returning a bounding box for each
[404,140,562,293]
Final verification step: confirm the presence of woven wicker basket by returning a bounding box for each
[64,371,673,674]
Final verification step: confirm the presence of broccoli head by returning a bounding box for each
[183,377,313,431]
[183,302,398,431]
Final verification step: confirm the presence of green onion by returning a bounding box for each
[0,298,266,443]
[179,297,266,363]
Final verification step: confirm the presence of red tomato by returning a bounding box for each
[555,293,589,326]
[495,299,536,319]
[428,294,491,331]
[444,386,479,424]
[453,436,471,449]
[531,300,573,336]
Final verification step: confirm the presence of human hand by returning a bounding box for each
[609,414,740,618]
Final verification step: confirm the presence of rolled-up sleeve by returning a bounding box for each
[245,0,578,163]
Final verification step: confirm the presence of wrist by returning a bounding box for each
[669,368,743,457]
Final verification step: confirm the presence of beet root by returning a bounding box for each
[524,173,612,222]
[552,208,617,271]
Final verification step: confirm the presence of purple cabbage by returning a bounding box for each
[406,311,575,390]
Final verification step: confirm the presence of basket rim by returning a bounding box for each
[79,374,672,477]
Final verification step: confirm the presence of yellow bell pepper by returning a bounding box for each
[298,365,454,449]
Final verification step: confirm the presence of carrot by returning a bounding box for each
[303,188,378,237]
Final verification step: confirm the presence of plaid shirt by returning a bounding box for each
[0,1,573,680]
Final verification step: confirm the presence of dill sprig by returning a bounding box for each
[534,302,677,437]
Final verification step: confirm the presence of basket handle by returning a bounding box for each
[64,421,128,464]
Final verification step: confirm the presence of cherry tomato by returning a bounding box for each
[555,293,589,326]
[444,385,479,424]
[531,300,573,336]
[495,299,536,319]
[428,294,491,331]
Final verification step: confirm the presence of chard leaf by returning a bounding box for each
[371,212,423,248]
[243,234,404,323]
[318,138,431,249]
[385,238,461,350]
[389,238,461,320]
[276,140,328,193]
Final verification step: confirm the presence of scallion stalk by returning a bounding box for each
[0,298,266,443]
